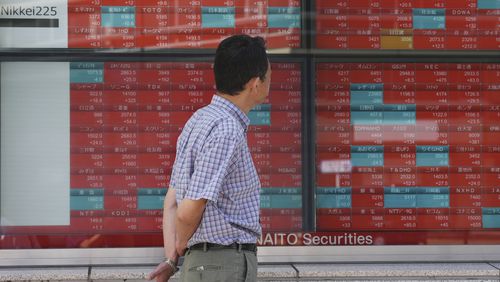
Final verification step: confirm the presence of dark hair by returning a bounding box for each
[214,35,268,96]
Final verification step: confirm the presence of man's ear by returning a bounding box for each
[245,77,260,93]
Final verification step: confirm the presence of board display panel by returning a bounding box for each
[0,61,302,248]
[315,62,500,245]
[316,0,500,50]
[68,0,301,49]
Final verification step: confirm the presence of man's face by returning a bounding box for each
[256,62,272,104]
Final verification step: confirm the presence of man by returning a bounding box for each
[149,34,271,282]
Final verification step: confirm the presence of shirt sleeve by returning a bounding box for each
[168,154,179,189]
[185,135,240,203]
[168,136,184,189]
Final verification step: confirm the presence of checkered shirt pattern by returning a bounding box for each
[171,94,262,247]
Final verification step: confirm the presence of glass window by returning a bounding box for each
[1,0,500,254]
[0,60,303,248]
[316,0,500,50]
[0,0,302,49]
[315,62,500,245]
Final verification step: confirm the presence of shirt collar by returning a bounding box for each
[211,94,250,131]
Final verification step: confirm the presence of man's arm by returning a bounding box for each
[175,198,207,255]
[174,135,239,254]
[163,187,178,261]
[148,187,178,281]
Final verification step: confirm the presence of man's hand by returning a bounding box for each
[148,261,177,282]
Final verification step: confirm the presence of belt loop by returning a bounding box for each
[203,242,208,252]
[237,243,242,253]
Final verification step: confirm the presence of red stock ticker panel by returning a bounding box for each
[0,61,302,249]
[68,0,301,49]
[315,62,500,245]
[316,0,500,50]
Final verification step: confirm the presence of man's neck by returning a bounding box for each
[217,92,254,114]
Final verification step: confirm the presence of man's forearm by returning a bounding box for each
[175,198,207,251]
[162,187,178,261]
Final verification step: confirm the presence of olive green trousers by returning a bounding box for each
[180,247,257,282]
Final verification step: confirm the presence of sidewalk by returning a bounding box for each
[1,262,499,281]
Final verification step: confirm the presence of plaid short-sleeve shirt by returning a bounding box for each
[170,95,261,247]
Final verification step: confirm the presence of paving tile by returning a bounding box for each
[296,280,498,282]
[0,267,88,281]
[258,264,298,278]
[1,263,498,281]
[91,266,149,280]
[293,263,499,278]
[489,263,500,279]
[91,266,180,280]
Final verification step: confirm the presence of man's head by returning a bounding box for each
[214,35,269,97]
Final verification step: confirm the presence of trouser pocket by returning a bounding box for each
[181,249,250,282]
[243,251,257,282]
